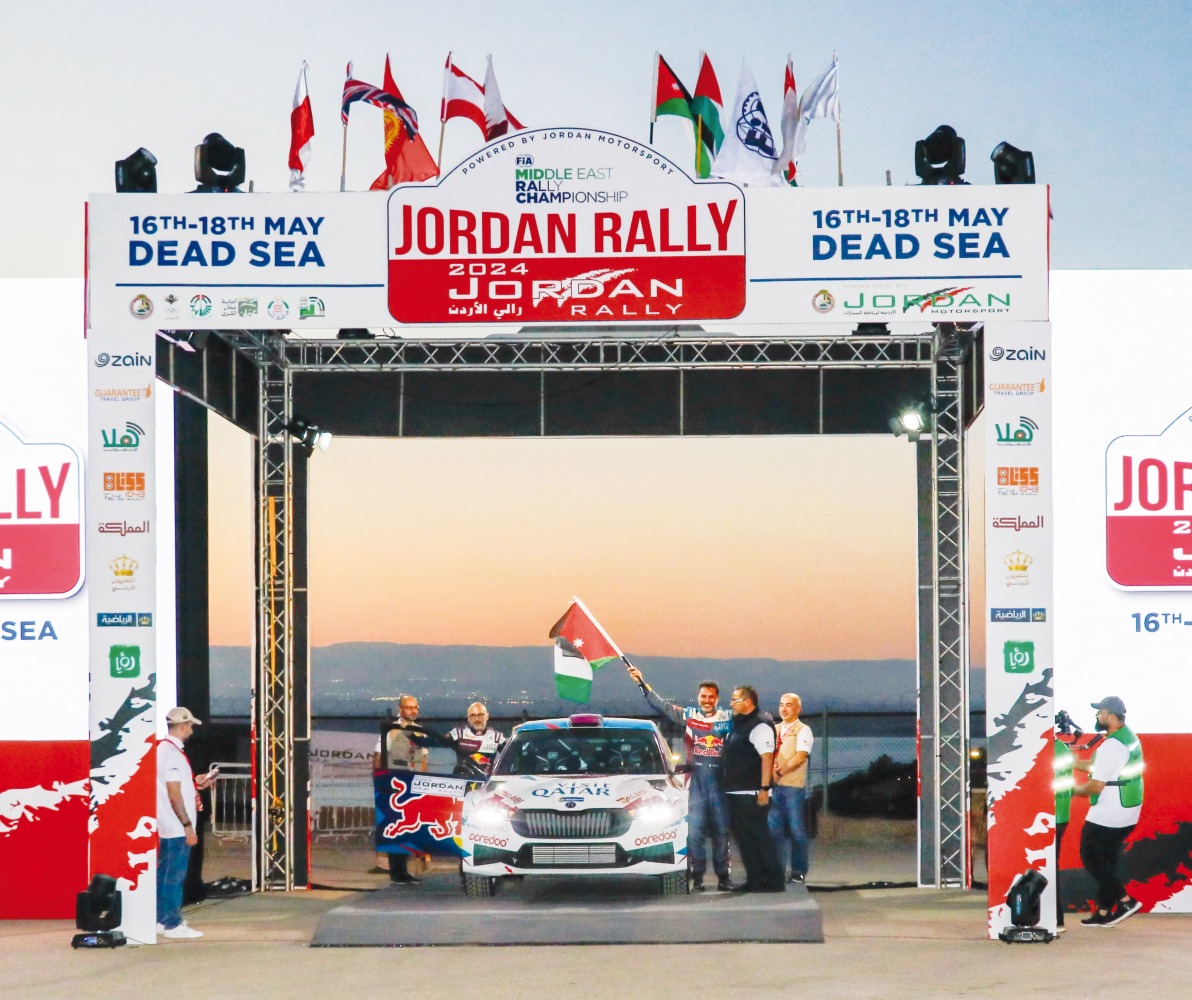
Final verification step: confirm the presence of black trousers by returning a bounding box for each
[1054,821,1068,924]
[726,794,784,890]
[387,852,409,881]
[1079,820,1135,910]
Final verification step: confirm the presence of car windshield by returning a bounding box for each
[493,728,667,777]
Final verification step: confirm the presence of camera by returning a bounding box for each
[1054,710,1082,740]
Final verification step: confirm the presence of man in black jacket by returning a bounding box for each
[722,686,785,893]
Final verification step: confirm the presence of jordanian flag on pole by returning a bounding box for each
[651,52,694,123]
[548,598,625,703]
[691,52,724,179]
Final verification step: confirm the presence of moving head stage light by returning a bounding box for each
[999,869,1052,944]
[115,147,158,193]
[72,874,125,948]
[194,132,246,192]
[991,141,1036,184]
[915,125,966,185]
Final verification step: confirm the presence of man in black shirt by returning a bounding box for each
[722,685,784,893]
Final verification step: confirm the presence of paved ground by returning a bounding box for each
[3,825,1190,1000]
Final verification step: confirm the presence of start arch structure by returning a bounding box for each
[84,128,1052,942]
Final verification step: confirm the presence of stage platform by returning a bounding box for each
[312,871,823,946]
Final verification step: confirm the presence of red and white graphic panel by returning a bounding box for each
[1106,408,1192,589]
[0,421,84,600]
[387,129,746,325]
[0,741,90,918]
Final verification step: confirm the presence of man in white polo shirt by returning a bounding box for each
[156,706,211,939]
[1073,695,1144,928]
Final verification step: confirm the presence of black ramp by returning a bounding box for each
[312,873,823,946]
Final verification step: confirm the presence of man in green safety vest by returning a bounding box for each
[1072,695,1144,927]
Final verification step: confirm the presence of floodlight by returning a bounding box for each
[115,148,158,193]
[915,125,966,185]
[194,132,246,192]
[852,322,890,336]
[72,874,126,948]
[889,402,932,442]
[998,869,1053,943]
[158,330,210,352]
[337,328,375,340]
[991,142,1036,184]
[287,417,332,454]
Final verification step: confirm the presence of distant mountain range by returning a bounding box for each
[210,642,986,718]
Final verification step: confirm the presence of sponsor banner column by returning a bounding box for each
[87,328,157,941]
[984,322,1054,938]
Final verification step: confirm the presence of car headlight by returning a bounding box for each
[627,798,680,825]
[470,801,515,829]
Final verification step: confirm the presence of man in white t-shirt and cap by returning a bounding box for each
[1073,695,1144,927]
[156,707,215,939]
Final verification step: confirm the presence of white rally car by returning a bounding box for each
[460,714,690,896]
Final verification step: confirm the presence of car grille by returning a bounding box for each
[512,809,629,839]
[530,844,619,866]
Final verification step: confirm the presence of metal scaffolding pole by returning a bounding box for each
[929,325,971,888]
[253,360,296,890]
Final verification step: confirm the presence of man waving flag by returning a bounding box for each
[549,598,627,703]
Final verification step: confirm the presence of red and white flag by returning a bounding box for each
[482,55,523,139]
[288,61,315,191]
[370,55,439,189]
[441,52,524,142]
[775,55,799,185]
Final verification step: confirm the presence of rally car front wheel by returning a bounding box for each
[464,874,499,897]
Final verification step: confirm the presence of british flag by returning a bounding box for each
[341,64,419,138]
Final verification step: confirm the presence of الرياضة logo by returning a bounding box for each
[1002,639,1035,674]
[109,644,141,678]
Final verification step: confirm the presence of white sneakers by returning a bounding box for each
[161,921,204,939]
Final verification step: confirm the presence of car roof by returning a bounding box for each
[515,717,660,733]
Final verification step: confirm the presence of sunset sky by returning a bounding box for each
[207,417,988,665]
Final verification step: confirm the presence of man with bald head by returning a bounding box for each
[447,702,507,775]
[769,692,815,883]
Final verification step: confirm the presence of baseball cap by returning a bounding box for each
[166,706,202,725]
[1090,695,1126,717]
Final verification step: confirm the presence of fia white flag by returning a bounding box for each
[711,58,782,187]
[792,55,840,159]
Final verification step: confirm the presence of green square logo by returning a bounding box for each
[109,644,141,678]
[1003,640,1035,674]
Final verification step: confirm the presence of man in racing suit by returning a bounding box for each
[627,664,733,891]
[446,702,507,776]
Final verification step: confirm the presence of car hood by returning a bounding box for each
[476,773,673,809]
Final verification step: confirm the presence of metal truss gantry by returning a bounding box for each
[228,330,969,890]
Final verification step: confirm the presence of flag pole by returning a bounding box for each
[649,51,659,144]
[836,116,843,186]
[340,123,349,192]
[438,52,451,176]
[695,113,703,175]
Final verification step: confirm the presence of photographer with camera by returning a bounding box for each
[1073,696,1144,927]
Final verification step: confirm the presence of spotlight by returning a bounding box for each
[889,402,932,442]
[158,330,210,353]
[194,132,246,192]
[287,417,332,454]
[999,869,1053,943]
[72,874,126,949]
[915,125,966,185]
[991,142,1035,184]
[852,322,890,336]
[337,328,375,340]
[115,148,158,193]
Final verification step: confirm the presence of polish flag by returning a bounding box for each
[288,62,315,191]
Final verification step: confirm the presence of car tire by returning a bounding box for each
[464,874,498,897]
[659,871,689,896]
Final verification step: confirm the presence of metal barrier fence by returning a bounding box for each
[209,762,252,840]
